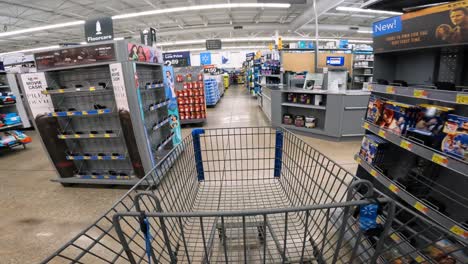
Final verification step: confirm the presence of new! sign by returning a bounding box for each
[373,16,402,37]
[85,17,114,43]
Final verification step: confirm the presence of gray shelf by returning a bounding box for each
[282,102,326,110]
[369,83,468,104]
[181,118,206,125]
[354,59,374,62]
[353,66,374,69]
[42,86,109,95]
[0,85,10,88]
[259,74,281,78]
[356,154,468,243]
[353,74,373,76]
[282,124,327,135]
[52,176,140,186]
[363,121,468,176]
[261,83,283,87]
[0,123,22,131]
[0,104,16,108]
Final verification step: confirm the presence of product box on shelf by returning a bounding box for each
[294,115,305,127]
[366,96,386,124]
[377,101,413,135]
[1,113,21,126]
[359,134,388,165]
[283,114,293,125]
[305,116,316,128]
[441,114,468,161]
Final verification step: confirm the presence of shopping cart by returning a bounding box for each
[42,127,467,264]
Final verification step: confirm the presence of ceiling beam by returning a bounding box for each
[289,0,345,31]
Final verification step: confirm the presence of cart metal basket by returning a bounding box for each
[42,127,467,264]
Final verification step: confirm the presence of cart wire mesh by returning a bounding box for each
[41,127,467,264]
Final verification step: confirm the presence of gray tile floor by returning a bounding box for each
[0,85,361,263]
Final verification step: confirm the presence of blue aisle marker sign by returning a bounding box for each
[200,52,211,65]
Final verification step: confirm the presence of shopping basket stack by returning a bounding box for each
[42,127,467,263]
[204,79,220,106]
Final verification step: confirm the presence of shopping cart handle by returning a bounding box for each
[192,128,205,136]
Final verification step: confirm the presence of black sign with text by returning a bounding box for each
[206,39,222,50]
[35,43,116,70]
[373,1,468,53]
[85,17,114,43]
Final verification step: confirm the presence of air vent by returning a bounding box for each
[233,26,243,30]
[349,26,360,30]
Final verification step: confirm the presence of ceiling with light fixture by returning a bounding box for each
[0,0,400,54]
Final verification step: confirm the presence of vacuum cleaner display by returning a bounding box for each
[20,41,175,186]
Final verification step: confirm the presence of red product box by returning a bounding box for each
[188,82,193,89]
[192,82,197,89]
[198,74,203,81]
[183,90,188,97]
[189,98,194,104]
[195,105,200,112]
[183,82,187,89]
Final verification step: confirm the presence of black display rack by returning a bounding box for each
[20,40,175,186]
[353,8,468,262]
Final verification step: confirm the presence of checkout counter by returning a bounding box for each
[259,69,370,140]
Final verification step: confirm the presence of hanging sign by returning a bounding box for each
[373,1,468,53]
[206,39,222,50]
[84,17,114,43]
[163,51,191,67]
[200,52,212,65]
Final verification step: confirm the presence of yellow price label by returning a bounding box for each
[413,89,428,98]
[104,175,110,179]
[89,134,95,138]
[367,84,373,91]
[84,156,91,160]
[58,89,64,93]
[378,130,386,138]
[41,90,48,95]
[91,175,97,179]
[97,109,104,114]
[370,169,378,177]
[388,184,399,193]
[414,202,429,214]
[400,140,413,151]
[111,156,118,160]
[97,156,103,160]
[363,122,370,130]
[386,86,395,94]
[456,93,468,104]
[68,156,74,160]
[450,225,468,239]
[415,256,425,263]
[390,233,401,242]
[355,156,362,164]
[432,153,448,166]
[52,113,58,117]
[104,133,110,138]
[89,86,96,91]
[74,134,80,138]
[82,111,88,115]
[58,135,66,139]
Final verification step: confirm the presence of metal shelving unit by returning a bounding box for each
[368,83,468,104]
[281,102,326,110]
[356,154,468,242]
[352,51,374,90]
[20,40,175,186]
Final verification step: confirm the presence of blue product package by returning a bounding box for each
[3,113,21,125]
[359,203,379,231]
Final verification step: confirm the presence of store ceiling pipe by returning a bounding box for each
[289,0,345,31]
[156,23,369,37]
[300,24,372,32]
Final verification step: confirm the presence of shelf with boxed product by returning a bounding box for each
[0,122,22,131]
[362,121,467,176]
[259,74,281,78]
[0,104,16,108]
[355,154,468,242]
[364,95,467,175]
[368,83,468,105]
[148,99,170,112]
[144,81,164,90]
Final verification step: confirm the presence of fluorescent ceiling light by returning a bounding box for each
[357,30,373,34]
[80,37,124,45]
[0,45,60,56]
[336,6,402,16]
[0,3,290,39]
[112,3,291,20]
[0,21,84,38]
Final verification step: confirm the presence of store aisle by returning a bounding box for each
[0,84,360,263]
